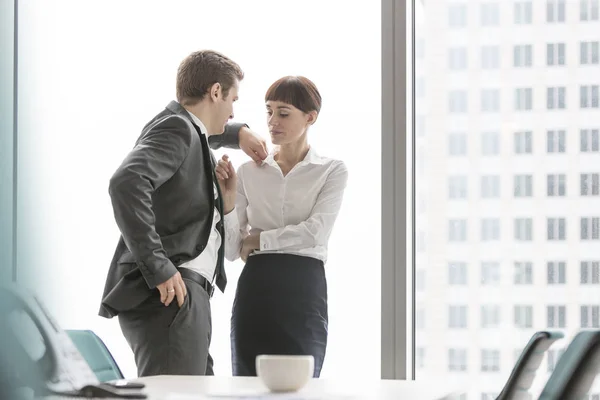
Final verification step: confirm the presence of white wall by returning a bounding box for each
[17,0,382,379]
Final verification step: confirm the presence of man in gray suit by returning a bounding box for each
[98,50,266,377]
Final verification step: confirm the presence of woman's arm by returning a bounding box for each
[257,161,349,252]
[223,167,250,261]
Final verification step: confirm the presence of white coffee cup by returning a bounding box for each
[256,355,314,392]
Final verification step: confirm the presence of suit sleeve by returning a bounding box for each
[108,116,192,289]
[207,122,247,150]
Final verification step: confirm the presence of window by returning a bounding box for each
[481,305,500,328]
[581,305,600,328]
[481,262,500,285]
[547,262,566,284]
[547,174,567,196]
[449,133,467,156]
[514,305,533,328]
[547,218,567,240]
[547,0,566,22]
[481,219,500,241]
[449,219,467,242]
[482,132,500,155]
[481,175,500,198]
[581,85,600,108]
[417,307,425,330]
[581,217,600,240]
[449,175,468,199]
[449,262,468,285]
[514,44,533,67]
[547,87,567,109]
[547,130,566,152]
[581,129,600,152]
[449,90,468,113]
[547,43,566,66]
[548,349,566,372]
[449,306,468,328]
[580,261,600,284]
[514,218,533,241]
[547,305,567,328]
[481,46,500,69]
[515,88,533,110]
[514,175,533,197]
[416,269,426,291]
[515,131,533,154]
[481,90,500,112]
[514,1,533,24]
[448,47,468,70]
[416,348,425,369]
[481,3,500,26]
[580,41,600,64]
[580,0,600,21]
[515,262,533,284]
[581,173,600,196]
[449,4,468,27]
[448,348,467,371]
[481,349,500,372]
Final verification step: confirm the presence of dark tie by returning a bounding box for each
[208,151,227,292]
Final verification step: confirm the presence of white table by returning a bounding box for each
[132,375,463,399]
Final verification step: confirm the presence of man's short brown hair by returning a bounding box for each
[176,50,244,106]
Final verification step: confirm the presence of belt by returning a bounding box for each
[177,268,214,298]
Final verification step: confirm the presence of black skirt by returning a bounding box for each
[230,253,328,377]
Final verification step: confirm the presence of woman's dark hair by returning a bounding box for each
[265,76,321,113]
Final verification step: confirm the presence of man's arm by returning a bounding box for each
[208,123,269,164]
[108,116,191,289]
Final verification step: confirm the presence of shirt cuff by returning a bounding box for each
[224,208,239,232]
[259,231,275,251]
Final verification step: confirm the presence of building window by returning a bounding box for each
[449,90,468,113]
[547,87,567,109]
[547,261,567,284]
[482,132,500,155]
[548,349,566,372]
[580,261,600,284]
[581,85,600,108]
[481,262,500,285]
[547,43,566,66]
[449,47,468,70]
[481,3,500,25]
[515,262,533,284]
[547,305,567,328]
[581,217,600,240]
[481,90,500,112]
[481,175,500,198]
[580,0,600,21]
[449,4,468,27]
[481,218,500,241]
[514,1,533,24]
[481,45,500,69]
[481,305,500,328]
[581,305,600,328]
[481,349,500,372]
[449,175,468,199]
[514,305,533,328]
[449,262,468,285]
[449,306,468,328]
[515,131,533,154]
[449,219,467,242]
[547,174,567,196]
[514,44,533,67]
[417,307,425,330]
[449,133,467,156]
[448,348,467,371]
[547,218,567,240]
[515,88,533,110]
[547,0,566,22]
[581,173,600,196]
[580,41,599,64]
[514,174,533,197]
[416,347,425,369]
[515,218,533,241]
[581,129,600,152]
[547,130,566,152]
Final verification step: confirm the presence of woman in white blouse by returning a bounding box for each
[215,76,348,377]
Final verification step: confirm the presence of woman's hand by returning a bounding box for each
[241,233,260,262]
[215,154,236,214]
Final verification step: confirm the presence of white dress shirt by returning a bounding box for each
[224,147,348,264]
[178,112,221,283]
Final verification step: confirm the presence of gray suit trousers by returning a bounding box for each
[118,278,213,377]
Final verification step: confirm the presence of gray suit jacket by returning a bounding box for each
[98,101,244,318]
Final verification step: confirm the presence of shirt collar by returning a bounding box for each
[262,146,325,167]
[186,110,208,136]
